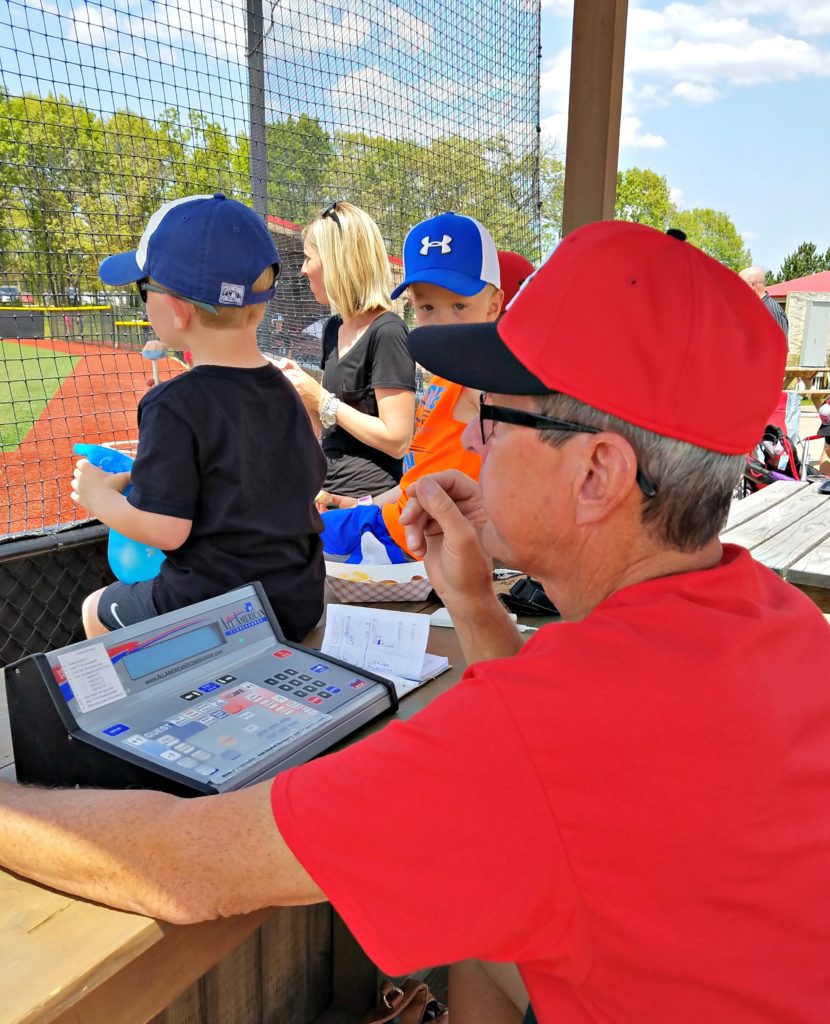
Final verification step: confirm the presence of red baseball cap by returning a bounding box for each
[408,221,787,455]
[497,250,536,307]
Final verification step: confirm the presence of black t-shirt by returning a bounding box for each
[128,363,326,640]
[320,312,416,496]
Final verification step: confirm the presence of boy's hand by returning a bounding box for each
[400,471,492,604]
[70,459,131,516]
[315,491,358,513]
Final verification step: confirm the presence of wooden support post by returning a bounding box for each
[562,0,629,236]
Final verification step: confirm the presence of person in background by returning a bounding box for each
[317,214,508,563]
[739,265,789,334]
[73,193,326,642]
[278,201,416,500]
[496,249,535,311]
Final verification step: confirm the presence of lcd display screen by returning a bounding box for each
[121,624,225,680]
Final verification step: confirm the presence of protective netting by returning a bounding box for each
[0,0,541,541]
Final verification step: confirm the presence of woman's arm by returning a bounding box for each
[332,387,415,458]
[278,363,415,456]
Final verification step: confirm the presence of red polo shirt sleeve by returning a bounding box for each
[270,667,591,980]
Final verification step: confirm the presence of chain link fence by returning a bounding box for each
[0,0,541,659]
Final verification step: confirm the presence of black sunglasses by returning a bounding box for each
[478,394,658,499]
[321,200,343,231]
[137,280,218,315]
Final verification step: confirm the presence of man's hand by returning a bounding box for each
[400,471,492,603]
[70,459,131,517]
[401,472,522,664]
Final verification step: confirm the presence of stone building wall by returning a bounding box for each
[783,291,828,364]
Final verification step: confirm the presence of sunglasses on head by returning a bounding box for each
[321,201,343,231]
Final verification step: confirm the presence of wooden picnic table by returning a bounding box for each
[782,366,830,409]
[0,594,540,1024]
[722,480,830,611]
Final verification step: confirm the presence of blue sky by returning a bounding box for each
[540,1,830,273]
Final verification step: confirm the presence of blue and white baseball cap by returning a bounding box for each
[99,193,280,307]
[391,212,500,299]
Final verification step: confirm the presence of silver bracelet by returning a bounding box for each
[319,391,341,430]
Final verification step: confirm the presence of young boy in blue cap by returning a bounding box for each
[73,192,326,640]
[319,212,507,563]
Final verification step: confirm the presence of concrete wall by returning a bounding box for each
[784,291,829,364]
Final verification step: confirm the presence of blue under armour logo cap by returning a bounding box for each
[391,212,501,299]
[99,193,280,307]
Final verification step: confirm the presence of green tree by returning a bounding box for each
[331,131,541,260]
[0,95,252,300]
[78,109,184,295]
[671,208,751,271]
[539,135,565,252]
[265,114,335,224]
[774,241,829,283]
[615,167,676,229]
[159,108,248,200]
[1,93,104,300]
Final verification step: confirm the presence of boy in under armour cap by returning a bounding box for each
[319,212,506,563]
[73,193,326,639]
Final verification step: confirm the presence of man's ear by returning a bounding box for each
[574,433,641,525]
[487,287,505,321]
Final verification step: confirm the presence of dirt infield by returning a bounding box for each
[1,338,184,537]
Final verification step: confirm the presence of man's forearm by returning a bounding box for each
[442,590,523,664]
[0,781,199,919]
[0,780,323,923]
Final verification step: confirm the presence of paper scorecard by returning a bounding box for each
[56,644,127,714]
[321,604,449,698]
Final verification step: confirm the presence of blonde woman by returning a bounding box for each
[279,201,416,500]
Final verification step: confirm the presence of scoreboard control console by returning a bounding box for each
[5,583,396,795]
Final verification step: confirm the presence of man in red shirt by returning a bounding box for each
[1,222,828,1024]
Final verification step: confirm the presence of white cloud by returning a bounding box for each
[68,0,246,61]
[541,111,567,145]
[619,115,666,149]
[23,0,59,14]
[669,186,684,206]
[67,0,424,68]
[671,81,721,102]
[791,6,830,35]
[326,66,433,141]
[395,11,433,53]
[70,3,118,47]
[540,1,830,156]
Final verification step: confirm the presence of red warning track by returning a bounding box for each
[1,338,183,537]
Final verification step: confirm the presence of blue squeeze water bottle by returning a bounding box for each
[73,443,166,584]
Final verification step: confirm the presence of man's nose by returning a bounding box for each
[461,417,480,453]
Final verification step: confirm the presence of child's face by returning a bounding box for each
[301,243,328,306]
[408,281,502,327]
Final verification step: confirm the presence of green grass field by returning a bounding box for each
[0,339,80,450]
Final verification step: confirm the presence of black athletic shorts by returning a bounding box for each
[523,1006,537,1024]
[97,579,158,631]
